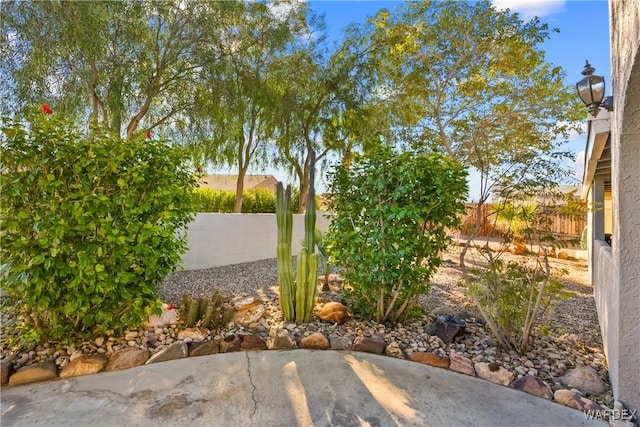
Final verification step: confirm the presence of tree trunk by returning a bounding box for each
[342,143,353,170]
[126,95,153,139]
[298,158,310,214]
[298,179,308,213]
[234,167,246,213]
[459,201,484,273]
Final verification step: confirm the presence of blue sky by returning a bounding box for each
[243,1,612,198]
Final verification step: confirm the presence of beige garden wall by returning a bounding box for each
[180,213,330,270]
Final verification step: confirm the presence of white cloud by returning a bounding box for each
[492,0,566,20]
[566,120,588,142]
[572,150,586,181]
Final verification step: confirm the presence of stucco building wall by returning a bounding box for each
[597,0,640,412]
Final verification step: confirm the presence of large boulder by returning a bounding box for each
[554,389,608,411]
[1,358,14,386]
[188,340,220,357]
[352,334,385,355]
[105,347,149,371]
[409,352,450,369]
[220,335,241,353]
[560,366,607,395]
[9,362,57,386]
[231,296,265,325]
[509,375,553,400]
[329,336,354,350]
[317,302,352,324]
[474,362,514,386]
[60,355,108,378]
[299,332,330,350]
[240,334,266,351]
[146,342,188,364]
[449,351,475,376]
[266,335,298,350]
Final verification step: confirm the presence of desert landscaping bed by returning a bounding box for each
[0,246,614,416]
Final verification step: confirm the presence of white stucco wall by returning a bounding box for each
[597,0,640,412]
[179,213,330,270]
[591,240,617,386]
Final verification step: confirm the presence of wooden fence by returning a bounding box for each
[458,203,587,240]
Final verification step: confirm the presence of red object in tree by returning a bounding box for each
[146,131,152,140]
[196,166,202,173]
[42,104,53,115]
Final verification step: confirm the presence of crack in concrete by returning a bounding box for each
[245,352,258,426]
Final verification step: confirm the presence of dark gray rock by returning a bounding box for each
[329,336,354,350]
[425,314,466,343]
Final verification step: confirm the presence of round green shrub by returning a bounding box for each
[325,147,468,323]
[0,109,198,341]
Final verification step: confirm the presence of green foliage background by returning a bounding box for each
[193,187,303,214]
[0,110,198,341]
[326,148,468,323]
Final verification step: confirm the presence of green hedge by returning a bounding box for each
[194,187,303,213]
[0,109,198,341]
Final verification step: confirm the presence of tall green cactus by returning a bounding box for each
[296,150,318,322]
[276,182,294,320]
[276,151,319,323]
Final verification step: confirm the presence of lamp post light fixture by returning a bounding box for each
[576,60,613,118]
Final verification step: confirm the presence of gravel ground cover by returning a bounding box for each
[161,246,601,349]
[1,245,611,407]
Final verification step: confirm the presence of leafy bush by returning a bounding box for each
[0,109,198,341]
[465,250,571,353]
[461,193,575,353]
[325,148,468,323]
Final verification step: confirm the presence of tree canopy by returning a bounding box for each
[1,0,584,210]
[1,1,238,138]
[353,0,583,200]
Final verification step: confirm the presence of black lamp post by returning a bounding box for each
[576,60,613,118]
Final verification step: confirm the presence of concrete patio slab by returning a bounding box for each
[1,350,606,427]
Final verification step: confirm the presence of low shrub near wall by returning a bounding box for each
[0,108,198,342]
